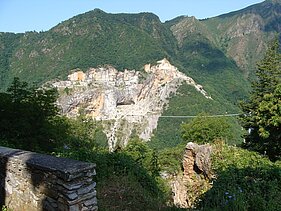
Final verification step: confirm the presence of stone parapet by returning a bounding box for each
[0,146,97,211]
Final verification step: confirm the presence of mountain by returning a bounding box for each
[208,0,280,75]
[0,9,176,90]
[0,0,280,148]
[168,0,281,78]
[0,32,23,88]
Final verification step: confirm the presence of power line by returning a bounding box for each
[160,113,241,118]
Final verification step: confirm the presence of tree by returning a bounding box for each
[181,113,232,144]
[0,77,65,152]
[124,139,160,177]
[240,38,281,161]
[62,113,107,151]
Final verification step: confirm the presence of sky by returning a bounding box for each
[0,0,264,33]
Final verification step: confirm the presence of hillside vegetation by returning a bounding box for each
[0,72,280,210]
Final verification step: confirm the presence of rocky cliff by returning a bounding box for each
[53,59,211,151]
[170,142,213,208]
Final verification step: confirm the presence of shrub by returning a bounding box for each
[198,141,281,210]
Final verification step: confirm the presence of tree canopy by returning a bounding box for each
[0,77,108,153]
[181,113,232,144]
[0,77,64,152]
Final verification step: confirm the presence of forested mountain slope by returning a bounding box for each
[203,0,281,77]
[0,0,280,147]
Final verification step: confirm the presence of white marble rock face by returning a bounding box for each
[53,58,211,151]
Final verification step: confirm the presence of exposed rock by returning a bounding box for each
[15,48,24,60]
[53,59,212,151]
[170,142,213,208]
[29,50,39,58]
[66,192,78,200]
[68,70,86,81]
[184,142,212,179]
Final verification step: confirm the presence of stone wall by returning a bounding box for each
[0,146,97,211]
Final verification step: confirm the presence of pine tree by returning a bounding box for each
[0,77,63,152]
[240,38,281,161]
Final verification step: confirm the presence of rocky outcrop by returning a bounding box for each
[171,142,212,208]
[53,59,211,151]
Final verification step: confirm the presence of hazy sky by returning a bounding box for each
[0,0,264,33]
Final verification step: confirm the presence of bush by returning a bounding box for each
[198,141,281,210]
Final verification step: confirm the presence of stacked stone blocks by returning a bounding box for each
[0,146,97,211]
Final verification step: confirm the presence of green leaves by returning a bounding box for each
[181,113,232,144]
[240,38,281,161]
[0,77,62,152]
[257,85,281,138]
[199,142,281,210]
[124,139,160,177]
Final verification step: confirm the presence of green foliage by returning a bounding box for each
[97,174,165,211]
[181,113,233,144]
[0,77,65,152]
[0,78,174,210]
[0,9,255,150]
[0,5,280,209]
[62,115,107,151]
[57,145,174,210]
[1,205,12,211]
[2,10,176,88]
[0,32,22,90]
[124,139,160,177]
[202,0,281,78]
[0,78,108,153]
[150,84,246,150]
[198,141,281,210]
[1,77,279,211]
[158,144,185,174]
[0,79,175,210]
[240,38,281,161]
